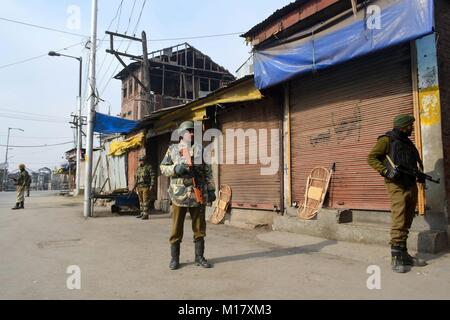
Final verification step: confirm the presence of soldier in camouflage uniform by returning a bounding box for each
[134,155,156,220]
[160,121,216,270]
[12,164,30,210]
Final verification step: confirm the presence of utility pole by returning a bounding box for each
[3,127,24,191]
[105,30,151,117]
[83,0,98,218]
[76,57,82,196]
[48,51,83,196]
[3,128,10,191]
[141,31,152,115]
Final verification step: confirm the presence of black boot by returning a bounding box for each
[136,213,143,219]
[391,245,409,273]
[11,203,20,210]
[401,247,427,267]
[195,239,212,268]
[169,243,180,270]
[20,201,24,209]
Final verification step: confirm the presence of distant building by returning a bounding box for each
[114,42,236,121]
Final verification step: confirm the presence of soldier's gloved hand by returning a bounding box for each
[208,191,216,203]
[382,168,398,179]
[417,174,426,184]
[174,164,190,176]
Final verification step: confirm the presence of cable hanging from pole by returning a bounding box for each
[0,141,73,148]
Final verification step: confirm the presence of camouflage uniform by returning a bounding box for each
[160,138,216,270]
[12,166,29,210]
[134,163,155,219]
[160,140,215,208]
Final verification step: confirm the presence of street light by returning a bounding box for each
[3,127,24,191]
[49,50,83,196]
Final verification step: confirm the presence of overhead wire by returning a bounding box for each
[97,0,139,95]
[0,108,68,120]
[0,135,73,140]
[147,31,245,42]
[0,41,86,70]
[96,0,125,84]
[0,16,87,37]
[0,16,245,42]
[83,0,125,111]
[0,114,70,124]
[100,0,147,97]
[0,141,73,148]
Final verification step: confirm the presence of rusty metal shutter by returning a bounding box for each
[290,45,414,210]
[219,99,282,211]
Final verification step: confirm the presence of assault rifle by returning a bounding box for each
[181,147,204,205]
[386,155,440,184]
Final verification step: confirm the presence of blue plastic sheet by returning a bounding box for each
[93,112,139,134]
[253,0,434,89]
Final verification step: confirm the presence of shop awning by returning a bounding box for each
[94,112,139,134]
[253,0,434,89]
[150,76,263,136]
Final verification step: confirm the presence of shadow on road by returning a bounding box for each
[207,239,337,265]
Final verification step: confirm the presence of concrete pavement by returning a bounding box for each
[0,191,449,299]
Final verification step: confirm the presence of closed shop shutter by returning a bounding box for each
[218,99,282,210]
[290,45,414,210]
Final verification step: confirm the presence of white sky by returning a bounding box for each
[0,0,292,172]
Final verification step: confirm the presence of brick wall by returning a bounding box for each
[120,71,142,120]
[435,0,450,219]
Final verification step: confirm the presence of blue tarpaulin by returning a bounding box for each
[253,0,434,89]
[94,112,139,134]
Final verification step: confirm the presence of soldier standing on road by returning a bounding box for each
[11,164,30,210]
[368,114,427,273]
[135,155,156,220]
[160,121,216,270]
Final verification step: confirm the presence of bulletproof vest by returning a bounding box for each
[384,129,419,188]
[136,165,152,185]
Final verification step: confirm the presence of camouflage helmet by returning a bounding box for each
[178,121,194,132]
[18,164,25,170]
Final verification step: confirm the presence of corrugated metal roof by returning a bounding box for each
[113,42,235,80]
[241,0,311,38]
[137,75,256,125]
[133,75,260,135]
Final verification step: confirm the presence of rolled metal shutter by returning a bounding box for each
[290,45,414,210]
[219,99,282,211]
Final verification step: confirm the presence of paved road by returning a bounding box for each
[0,191,449,299]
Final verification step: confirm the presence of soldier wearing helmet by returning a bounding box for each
[134,154,156,220]
[11,164,30,210]
[160,121,216,270]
